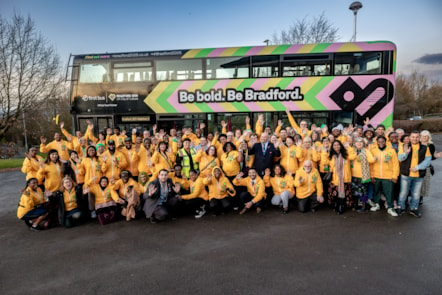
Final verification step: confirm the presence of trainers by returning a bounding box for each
[397,208,405,215]
[387,208,398,217]
[233,206,239,211]
[357,207,366,213]
[370,203,380,212]
[90,211,97,219]
[30,225,42,231]
[409,209,422,218]
[367,199,375,207]
[194,208,206,219]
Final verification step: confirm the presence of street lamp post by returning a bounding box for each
[349,1,363,42]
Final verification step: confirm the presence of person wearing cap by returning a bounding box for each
[370,136,399,217]
[331,124,347,144]
[96,142,106,156]
[121,137,140,181]
[107,127,125,149]
[100,140,128,181]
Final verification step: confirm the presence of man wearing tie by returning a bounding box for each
[248,132,281,176]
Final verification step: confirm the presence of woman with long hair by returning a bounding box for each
[79,146,102,186]
[151,141,176,176]
[351,137,375,212]
[58,176,83,227]
[194,145,220,179]
[328,140,356,214]
[419,130,442,205]
[17,178,49,230]
[278,136,299,176]
[263,164,294,214]
[37,149,63,193]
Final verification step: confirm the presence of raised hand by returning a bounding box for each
[278,120,284,127]
[236,172,244,179]
[200,122,206,129]
[245,116,250,125]
[148,184,157,197]
[363,117,370,126]
[40,136,47,144]
[60,122,64,129]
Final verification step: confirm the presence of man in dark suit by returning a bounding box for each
[142,169,181,223]
[248,133,281,176]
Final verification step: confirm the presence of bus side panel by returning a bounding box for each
[144,75,395,128]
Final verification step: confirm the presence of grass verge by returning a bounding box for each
[0,158,24,170]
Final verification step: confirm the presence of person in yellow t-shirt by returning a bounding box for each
[397,131,432,217]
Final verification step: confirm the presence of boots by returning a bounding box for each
[337,198,344,215]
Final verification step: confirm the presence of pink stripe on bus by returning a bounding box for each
[208,48,228,57]
[284,44,304,54]
[245,46,265,56]
[167,81,196,112]
[369,99,394,126]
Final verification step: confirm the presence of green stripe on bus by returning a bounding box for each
[195,103,213,113]
[276,78,293,89]
[195,48,216,58]
[381,113,393,128]
[311,43,331,53]
[231,102,250,112]
[157,81,182,113]
[236,79,256,90]
[271,45,291,55]
[303,77,333,109]
[393,60,396,72]
[200,80,219,91]
[233,46,253,56]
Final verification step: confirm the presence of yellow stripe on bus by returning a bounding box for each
[296,44,318,54]
[336,43,362,52]
[182,49,202,59]
[220,47,241,57]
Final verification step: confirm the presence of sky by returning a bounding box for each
[1,0,442,80]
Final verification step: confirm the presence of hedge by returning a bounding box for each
[393,118,442,133]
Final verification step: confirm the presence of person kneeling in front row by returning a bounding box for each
[143,169,181,223]
[233,168,266,214]
[294,160,324,213]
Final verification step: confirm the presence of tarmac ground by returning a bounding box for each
[1,136,442,295]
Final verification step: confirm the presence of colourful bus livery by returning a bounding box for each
[68,41,396,132]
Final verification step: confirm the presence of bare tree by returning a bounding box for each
[0,13,62,139]
[272,13,339,45]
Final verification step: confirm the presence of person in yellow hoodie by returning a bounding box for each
[83,176,121,225]
[204,166,236,216]
[328,140,356,214]
[40,132,72,162]
[111,170,142,221]
[370,136,400,217]
[17,178,49,230]
[37,149,63,193]
[233,168,266,215]
[100,140,127,182]
[278,136,299,176]
[120,137,140,180]
[351,137,376,212]
[180,169,209,219]
[151,141,176,176]
[294,160,324,213]
[21,146,44,183]
[79,146,103,187]
[263,164,294,214]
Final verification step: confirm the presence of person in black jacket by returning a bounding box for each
[248,132,281,177]
[142,169,181,223]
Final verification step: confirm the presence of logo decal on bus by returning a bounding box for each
[178,87,304,103]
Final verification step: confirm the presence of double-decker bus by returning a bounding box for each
[67,41,396,134]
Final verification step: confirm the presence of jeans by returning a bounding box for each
[398,175,424,210]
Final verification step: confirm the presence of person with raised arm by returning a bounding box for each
[21,146,44,183]
[294,160,324,213]
[120,137,140,181]
[143,169,182,223]
[263,165,294,214]
[17,178,50,231]
[204,166,236,216]
[100,140,128,181]
[285,109,312,139]
[234,168,266,215]
[40,132,72,162]
[180,169,209,219]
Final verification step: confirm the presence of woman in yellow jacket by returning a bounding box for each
[17,178,49,230]
[151,141,176,177]
[351,137,376,212]
[263,164,294,214]
[328,140,356,214]
[278,136,299,175]
[220,142,243,181]
[21,146,44,183]
[203,166,235,216]
[37,149,63,193]
[180,169,209,218]
[79,146,103,187]
[83,176,121,225]
[194,145,220,179]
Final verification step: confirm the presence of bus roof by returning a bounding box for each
[72,41,396,61]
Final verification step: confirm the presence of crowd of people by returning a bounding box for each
[18,111,441,230]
